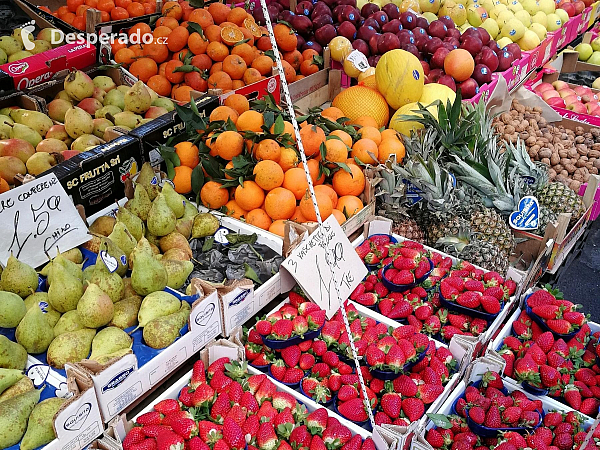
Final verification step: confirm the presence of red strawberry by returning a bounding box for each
[502,406,522,425]
[532,305,561,320]
[527,290,557,308]
[480,296,501,314]
[281,345,301,367]
[307,310,326,328]
[464,279,484,292]
[156,430,184,450]
[124,427,146,450]
[292,316,309,336]
[401,397,424,422]
[306,408,328,435]
[414,259,431,279]
[563,311,586,326]
[484,406,502,428]
[338,398,368,422]
[323,425,352,449]
[172,418,198,440]
[564,385,582,410]
[381,393,402,418]
[137,411,162,426]
[514,354,541,385]
[547,319,572,335]
[256,320,272,336]
[338,385,359,401]
[456,292,481,309]
[540,365,560,388]
[356,293,378,306]
[271,320,293,340]
[426,429,445,448]
[131,439,158,450]
[223,417,245,450]
[256,422,278,450]
[366,345,385,367]
[178,387,193,407]
[468,407,485,424]
[385,344,406,372]
[299,353,316,370]
[393,270,414,285]
[189,437,210,450]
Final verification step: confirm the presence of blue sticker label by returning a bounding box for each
[101,367,135,393]
[229,289,251,307]
[214,227,230,244]
[120,255,127,265]
[39,301,49,313]
[509,196,540,231]
[413,70,420,80]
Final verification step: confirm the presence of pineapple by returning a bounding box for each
[375,165,426,242]
[536,182,586,226]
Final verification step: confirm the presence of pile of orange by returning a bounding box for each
[40,0,156,30]
[110,1,322,102]
[169,100,406,237]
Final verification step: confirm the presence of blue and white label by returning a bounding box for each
[100,251,119,273]
[27,364,49,388]
[214,227,230,244]
[509,196,539,231]
[101,366,135,393]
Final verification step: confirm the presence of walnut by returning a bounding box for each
[526,136,537,146]
[539,148,552,159]
[559,149,568,158]
[570,180,582,192]
[590,150,600,158]
[585,138,594,147]
[561,157,570,165]
[575,136,585,144]
[554,164,563,172]
[577,144,589,156]
[593,143,600,151]
[592,128,600,137]
[529,148,539,158]
[575,126,585,136]
[556,174,567,183]
[576,159,587,168]
[568,148,579,158]
[551,154,560,165]
[541,157,551,165]
[595,159,600,169]
[549,168,557,179]
[591,167,598,175]
[505,125,515,134]
[586,161,593,170]
[565,163,577,174]
[561,169,569,177]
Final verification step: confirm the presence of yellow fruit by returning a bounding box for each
[389,102,437,136]
[418,83,456,106]
[358,67,376,82]
[331,85,390,128]
[329,36,353,62]
[375,49,424,110]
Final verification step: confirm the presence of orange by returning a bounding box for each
[156,16,179,29]
[204,24,222,43]
[223,94,249,115]
[243,18,261,38]
[269,219,286,237]
[280,60,296,83]
[147,75,172,97]
[129,57,158,83]
[72,15,85,29]
[191,54,212,71]
[235,180,265,211]
[96,0,114,11]
[290,205,307,223]
[331,209,346,225]
[210,63,223,75]
[208,2,230,24]
[323,138,348,166]
[237,110,264,132]
[255,139,281,161]
[252,55,274,76]
[207,71,233,91]
[188,32,209,55]
[302,49,319,61]
[273,23,297,52]
[444,48,474,82]
[381,129,402,141]
[175,141,200,168]
[100,11,110,21]
[351,139,379,165]
[165,60,185,83]
[350,116,379,128]
[57,5,70,17]
[215,130,244,160]
[282,167,309,200]
[127,2,145,16]
[358,126,382,145]
[329,130,352,148]
[378,138,405,163]
[62,12,76,24]
[231,43,255,67]
[270,120,295,140]
[67,0,84,12]
[300,190,332,222]
[283,50,302,71]
[253,160,284,191]
[300,159,325,185]
[172,165,193,194]
[300,59,319,76]
[0,178,8,194]
[111,6,129,20]
[143,42,169,63]
[162,1,182,19]
[201,181,229,209]
[278,147,299,172]
[173,86,195,103]
[76,5,91,16]
[167,26,190,52]
[153,26,173,39]
[314,184,338,209]
[336,195,363,217]
[243,68,262,86]
[321,107,345,122]
[224,199,247,219]
[221,26,244,46]
[129,22,151,39]
[114,48,135,66]
[188,9,213,28]
[227,7,248,26]
[332,164,365,197]
[256,36,272,52]
[299,125,326,157]
[209,105,238,124]
[207,41,229,62]
[246,208,272,230]
[265,187,296,220]
[222,54,247,80]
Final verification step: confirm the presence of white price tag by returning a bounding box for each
[345,50,370,72]
[0,173,91,268]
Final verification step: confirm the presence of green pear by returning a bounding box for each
[116,206,144,241]
[89,216,116,237]
[152,97,175,111]
[9,109,53,136]
[15,307,54,354]
[10,123,42,147]
[0,36,21,56]
[163,248,191,261]
[20,397,65,450]
[143,301,191,349]
[91,348,132,365]
[88,242,124,303]
[113,111,142,129]
[89,327,132,362]
[101,237,129,277]
[82,264,95,284]
[30,40,52,55]
[93,118,113,138]
[47,252,83,283]
[125,184,152,222]
[121,278,137,299]
[175,201,199,239]
[64,70,94,101]
[47,329,95,369]
[162,182,186,218]
[26,152,57,176]
[0,335,27,369]
[24,292,61,328]
[0,368,24,395]
[103,89,125,109]
[77,283,114,328]
[0,255,37,298]
[161,259,194,290]
[53,310,88,337]
[71,134,101,152]
[148,193,176,237]
[124,81,152,114]
[131,238,168,296]
[0,49,6,65]
[191,213,220,239]
[159,232,192,259]
[136,162,160,200]
[109,296,142,329]
[0,388,41,448]
[0,291,26,327]
[62,248,83,264]
[47,261,83,313]
[9,51,32,64]
[137,290,180,328]
[96,105,122,119]
[108,222,136,261]
[64,107,94,139]
[0,376,33,402]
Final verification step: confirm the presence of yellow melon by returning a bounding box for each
[331,85,390,128]
[375,49,424,110]
[389,102,438,136]
[418,83,456,106]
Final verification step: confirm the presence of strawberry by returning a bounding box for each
[257,422,278,450]
[563,311,586,327]
[514,354,541,385]
[198,421,223,445]
[484,406,502,428]
[417,384,444,404]
[310,435,327,450]
[321,321,342,346]
[547,319,572,335]
[426,429,445,448]
[171,417,198,440]
[366,345,385,367]
[415,259,431,279]
[480,296,501,314]
[381,393,402,418]
[385,344,406,372]
[307,310,326,328]
[271,320,293,340]
[137,411,162,426]
[440,281,459,299]
[270,360,287,381]
[131,439,158,450]
[299,353,316,370]
[564,385,582,410]
[464,279,484,292]
[255,378,277,405]
[306,408,328,435]
[468,407,485,424]
[290,425,312,449]
[532,305,561,320]
[393,270,414,285]
[243,414,260,437]
[124,427,146,450]
[393,374,418,397]
[338,385,359,401]
[178,387,193,407]
[142,426,169,439]
[456,292,481,309]
[323,425,352,449]
[338,398,368,422]
[401,397,424,422]
[281,345,301,368]
[289,292,306,308]
[292,316,309,336]
[502,406,522,425]
[355,293,378,306]
[355,242,371,259]
[255,320,272,336]
[481,371,504,389]
[580,398,600,416]
[527,290,557,308]
[211,392,232,421]
[189,437,210,450]
[540,365,560,388]
[223,418,246,450]
[156,430,184,450]
[272,392,296,412]
[341,435,362,450]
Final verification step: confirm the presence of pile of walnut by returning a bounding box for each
[493,99,599,193]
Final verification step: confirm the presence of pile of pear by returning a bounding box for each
[0,27,64,65]
[0,368,66,449]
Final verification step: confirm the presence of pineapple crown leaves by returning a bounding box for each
[504,138,549,191]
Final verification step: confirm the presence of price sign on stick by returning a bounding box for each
[0,173,90,268]
[281,215,367,318]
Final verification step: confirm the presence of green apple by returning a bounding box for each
[546,13,562,31]
[515,9,532,26]
[522,0,540,15]
[588,52,600,65]
[592,77,600,89]
[496,10,514,26]
[538,0,555,14]
[501,18,526,41]
[481,17,500,38]
[591,37,600,52]
[575,43,594,61]
[529,22,547,40]
[467,4,488,25]
[507,0,523,11]
[497,36,514,47]
[490,3,508,18]
[518,29,541,50]
[532,11,547,27]
[422,11,438,21]
[419,0,441,12]
[555,8,568,23]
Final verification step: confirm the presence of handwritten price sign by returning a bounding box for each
[281,215,367,318]
[0,173,90,268]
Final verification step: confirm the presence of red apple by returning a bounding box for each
[552,80,569,91]
[558,89,577,99]
[472,64,492,85]
[573,1,585,14]
[475,46,499,72]
[573,85,592,97]
[428,20,448,39]
[428,68,444,83]
[567,102,587,113]
[497,50,514,71]
[534,82,555,94]
[582,93,599,103]
[546,97,566,108]
[438,74,457,91]
[421,60,430,76]
[431,47,450,68]
[542,90,561,101]
[458,78,479,99]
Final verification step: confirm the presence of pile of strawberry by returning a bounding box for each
[525,287,588,336]
[300,350,356,404]
[498,303,600,416]
[123,357,376,450]
[365,332,430,374]
[425,407,595,450]
[355,235,397,267]
[439,269,514,316]
[255,293,325,341]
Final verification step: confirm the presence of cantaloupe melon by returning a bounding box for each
[375,50,424,110]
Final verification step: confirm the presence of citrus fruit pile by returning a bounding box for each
[39,0,156,30]
[110,2,323,102]
[167,99,406,237]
